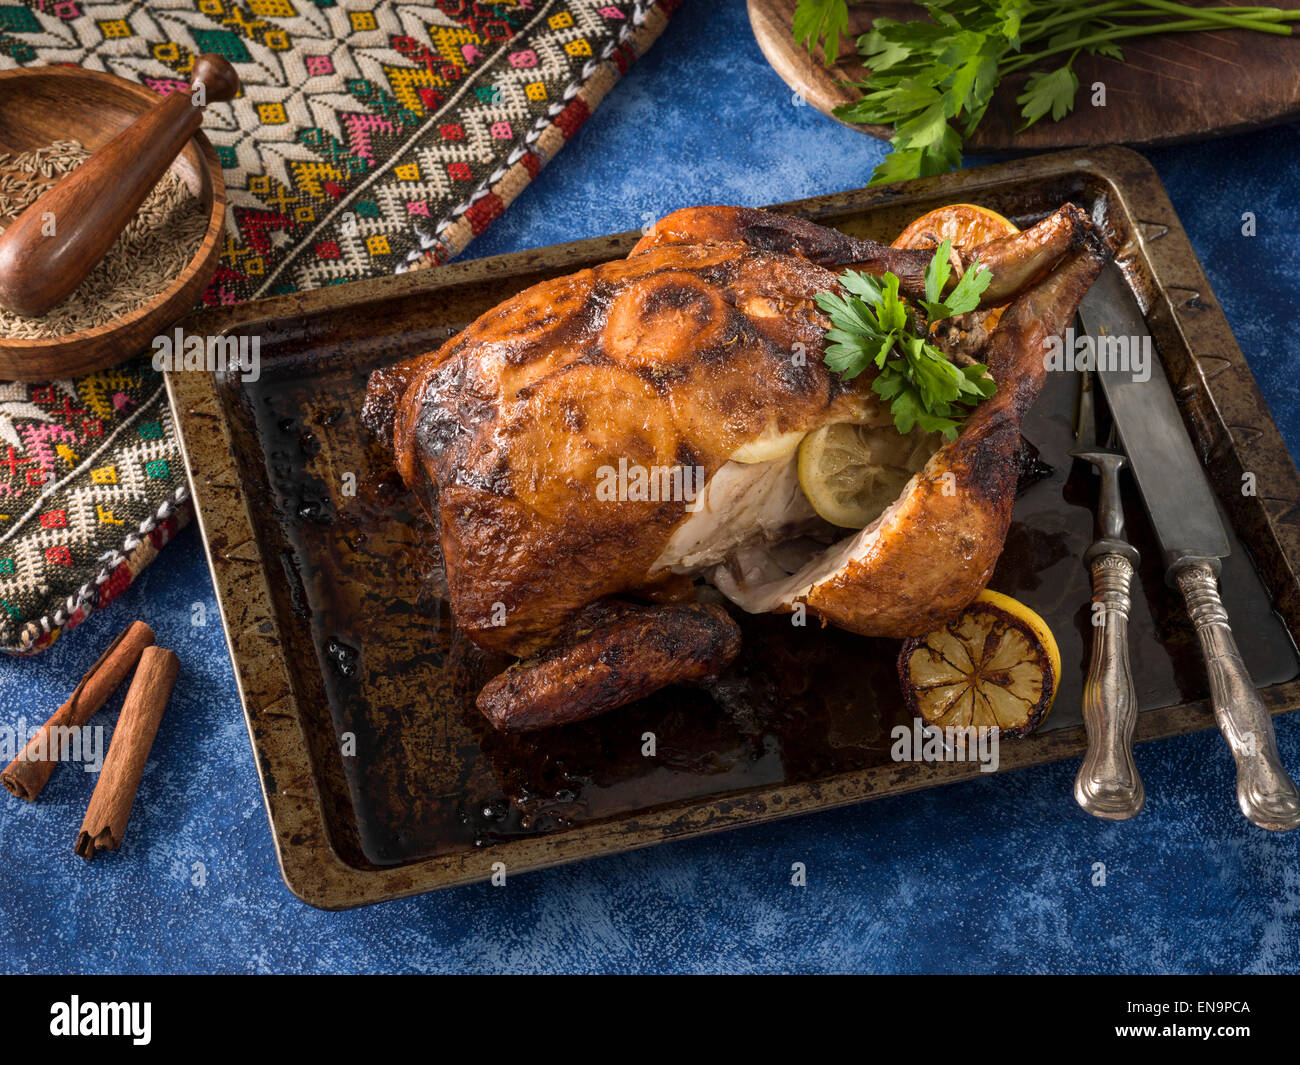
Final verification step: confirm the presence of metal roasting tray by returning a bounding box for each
[166,147,1300,909]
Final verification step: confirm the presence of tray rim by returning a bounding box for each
[165,145,1300,910]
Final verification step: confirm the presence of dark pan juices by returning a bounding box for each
[229,262,1298,868]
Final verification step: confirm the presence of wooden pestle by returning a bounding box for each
[0,54,238,317]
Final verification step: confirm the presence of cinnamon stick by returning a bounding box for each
[1,620,154,801]
[75,645,179,860]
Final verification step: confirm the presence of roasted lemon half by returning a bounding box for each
[897,590,1060,737]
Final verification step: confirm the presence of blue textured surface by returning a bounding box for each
[2,0,1298,974]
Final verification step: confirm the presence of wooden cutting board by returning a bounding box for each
[749,0,1300,150]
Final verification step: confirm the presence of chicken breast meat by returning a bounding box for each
[363,204,1108,732]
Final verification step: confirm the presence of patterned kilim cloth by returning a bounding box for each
[0,0,677,654]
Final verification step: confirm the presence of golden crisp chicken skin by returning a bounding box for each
[364,205,1108,731]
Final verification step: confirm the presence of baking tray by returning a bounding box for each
[167,146,1300,909]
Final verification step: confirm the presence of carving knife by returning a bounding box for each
[1070,369,1144,820]
[1080,264,1300,831]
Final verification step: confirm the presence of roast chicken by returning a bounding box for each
[363,204,1108,732]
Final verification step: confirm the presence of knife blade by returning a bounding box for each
[1081,266,1229,571]
[1078,264,1300,831]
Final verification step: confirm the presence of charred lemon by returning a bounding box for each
[897,590,1059,737]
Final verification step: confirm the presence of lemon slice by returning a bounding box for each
[892,203,1020,335]
[892,203,1019,251]
[797,421,940,529]
[729,428,807,464]
[897,590,1059,737]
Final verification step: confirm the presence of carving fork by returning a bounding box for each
[1070,369,1144,820]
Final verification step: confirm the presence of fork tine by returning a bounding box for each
[1072,368,1097,451]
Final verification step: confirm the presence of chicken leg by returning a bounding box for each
[768,237,1110,635]
[633,203,1095,308]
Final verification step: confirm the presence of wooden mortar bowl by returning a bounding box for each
[0,65,225,381]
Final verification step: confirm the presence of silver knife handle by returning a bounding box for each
[1176,562,1300,832]
[1075,551,1145,820]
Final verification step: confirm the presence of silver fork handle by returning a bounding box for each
[1176,561,1300,832]
[1075,550,1145,820]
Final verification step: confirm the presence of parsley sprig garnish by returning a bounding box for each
[794,0,1300,185]
[815,241,995,440]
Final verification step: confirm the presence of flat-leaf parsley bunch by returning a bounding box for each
[816,242,994,439]
[793,0,1300,184]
